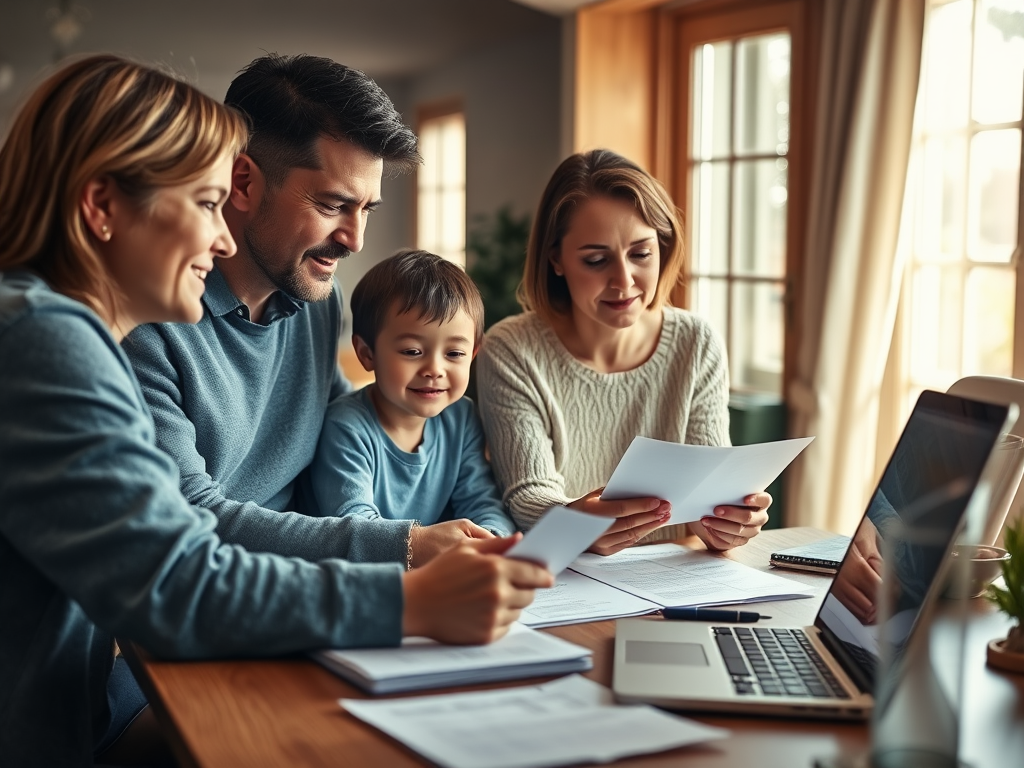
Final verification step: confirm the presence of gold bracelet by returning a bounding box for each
[406,520,420,571]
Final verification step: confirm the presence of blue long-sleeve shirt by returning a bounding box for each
[122,264,418,557]
[307,387,516,535]
[0,272,405,766]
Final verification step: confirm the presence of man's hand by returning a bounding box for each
[569,488,672,556]
[401,535,553,644]
[408,519,494,568]
[691,493,772,551]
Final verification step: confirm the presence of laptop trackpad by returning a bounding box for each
[625,641,708,666]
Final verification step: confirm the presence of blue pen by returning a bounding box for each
[661,607,771,623]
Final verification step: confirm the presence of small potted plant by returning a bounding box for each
[985,519,1024,672]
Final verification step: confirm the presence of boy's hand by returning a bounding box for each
[402,535,552,644]
[408,520,495,567]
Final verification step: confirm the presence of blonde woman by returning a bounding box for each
[478,149,771,556]
[0,55,548,765]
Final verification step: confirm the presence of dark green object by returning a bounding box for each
[729,392,787,529]
[465,205,530,330]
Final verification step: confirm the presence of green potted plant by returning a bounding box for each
[985,519,1024,671]
[464,206,530,403]
[465,205,530,331]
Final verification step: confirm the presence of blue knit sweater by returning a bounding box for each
[0,272,404,766]
[307,387,516,535]
[122,265,417,556]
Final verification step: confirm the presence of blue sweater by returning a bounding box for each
[308,387,515,535]
[123,265,417,558]
[0,272,404,766]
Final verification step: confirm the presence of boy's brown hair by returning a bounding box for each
[351,249,485,349]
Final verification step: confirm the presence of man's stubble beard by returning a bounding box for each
[242,201,350,304]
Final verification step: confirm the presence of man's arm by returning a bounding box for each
[124,323,412,565]
[0,311,404,656]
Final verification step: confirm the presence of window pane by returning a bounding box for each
[441,116,466,187]
[692,42,732,161]
[967,128,1021,263]
[419,127,440,188]
[963,266,1015,376]
[909,264,963,383]
[734,34,791,157]
[692,161,730,275]
[441,188,465,257]
[972,0,1024,126]
[922,0,973,130]
[690,277,729,347]
[418,191,438,251]
[733,158,787,278]
[730,281,784,395]
[916,135,967,262]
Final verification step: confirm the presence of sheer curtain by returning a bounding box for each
[786,0,925,532]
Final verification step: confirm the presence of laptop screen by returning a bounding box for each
[813,390,1008,695]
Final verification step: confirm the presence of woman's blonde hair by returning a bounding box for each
[0,54,247,320]
[517,149,685,326]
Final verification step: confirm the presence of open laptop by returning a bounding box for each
[613,390,1013,720]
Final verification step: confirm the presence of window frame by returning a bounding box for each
[414,98,467,265]
[661,0,813,397]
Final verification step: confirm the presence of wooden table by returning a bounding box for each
[125,528,1024,768]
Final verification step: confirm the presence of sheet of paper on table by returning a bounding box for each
[602,435,814,525]
[519,543,813,628]
[519,569,661,628]
[340,674,728,768]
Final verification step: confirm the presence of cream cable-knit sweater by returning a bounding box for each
[477,307,731,542]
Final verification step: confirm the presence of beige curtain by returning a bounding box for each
[786,0,925,532]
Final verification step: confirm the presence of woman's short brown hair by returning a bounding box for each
[0,54,248,321]
[517,149,684,326]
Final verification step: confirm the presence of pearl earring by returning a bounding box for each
[100,225,110,241]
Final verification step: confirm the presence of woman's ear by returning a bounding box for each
[549,250,564,277]
[80,176,118,243]
[352,334,375,372]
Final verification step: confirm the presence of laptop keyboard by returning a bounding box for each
[713,626,850,698]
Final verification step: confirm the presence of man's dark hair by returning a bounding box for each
[352,249,485,350]
[225,54,421,185]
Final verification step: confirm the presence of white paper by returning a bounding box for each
[341,675,728,768]
[602,435,814,524]
[519,569,661,628]
[317,622,588,682]
[571,543,815,607]
[505,505,613,575]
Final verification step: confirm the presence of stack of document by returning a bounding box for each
[341,675,728,768]
[520,543,815,628]
[312,623,592,694]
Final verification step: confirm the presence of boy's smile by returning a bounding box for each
[354,303,477,449]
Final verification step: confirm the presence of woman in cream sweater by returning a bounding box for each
[477,149,771,555]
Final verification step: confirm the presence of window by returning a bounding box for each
[687,33,791,396]
[893,0,1023,414]
[416,105,466,266]
[671,1,807,398]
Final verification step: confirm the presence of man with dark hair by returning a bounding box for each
[124,53,495,572]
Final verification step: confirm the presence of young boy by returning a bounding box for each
[307,249,516,537]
